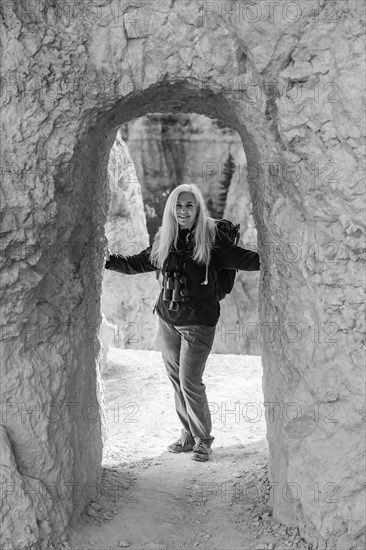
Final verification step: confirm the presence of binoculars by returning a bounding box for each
[163,272,189,307]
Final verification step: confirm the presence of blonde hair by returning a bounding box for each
[150,184,217,268]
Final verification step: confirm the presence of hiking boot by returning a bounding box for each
[191,439,212,462]
[167,430,195,453]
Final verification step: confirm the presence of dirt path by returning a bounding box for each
[66,350,310,550]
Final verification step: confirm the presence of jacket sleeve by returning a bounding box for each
[105,246,158,274]
[214,233,260,271]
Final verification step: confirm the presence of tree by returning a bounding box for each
[215,152,236,219]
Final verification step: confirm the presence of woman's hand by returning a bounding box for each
[100,236,110,263]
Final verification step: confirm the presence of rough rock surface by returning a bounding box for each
[0,426,39,549]
[219,154,261,355]
[1,1,365,548]
[101,130,160,361]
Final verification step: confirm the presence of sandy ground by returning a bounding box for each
[66,349,311,550]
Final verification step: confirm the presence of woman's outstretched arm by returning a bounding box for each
[214,233,260,271]
[105,247,158,274]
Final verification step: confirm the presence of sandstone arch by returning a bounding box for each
[1,2,364,548]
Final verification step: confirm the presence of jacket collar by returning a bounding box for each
[172,227,194,252]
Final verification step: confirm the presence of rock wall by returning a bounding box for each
[1,1,364,548]
[101,130,160,364]
[219,169,260,355]
[124,113,260,354]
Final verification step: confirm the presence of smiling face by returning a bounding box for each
[176,192,198,229]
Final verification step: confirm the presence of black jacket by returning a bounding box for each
[105,227,260,327]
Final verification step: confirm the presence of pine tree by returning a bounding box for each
[215,152,236,218]
[206,196,216,218]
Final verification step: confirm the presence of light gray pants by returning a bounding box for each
[159,318,216,444]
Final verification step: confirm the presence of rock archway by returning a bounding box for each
[1,2,364,549]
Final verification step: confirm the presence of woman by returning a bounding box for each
[105,184,260,462]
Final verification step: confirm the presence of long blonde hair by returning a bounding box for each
[150,184,217,268]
